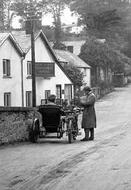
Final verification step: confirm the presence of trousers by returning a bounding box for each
[84,128,94,140]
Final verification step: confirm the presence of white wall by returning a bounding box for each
[84,68,91,86]
[23,36,73,106]
[62,40,85,55]
[79,67,91,87]
[0,39,22,106]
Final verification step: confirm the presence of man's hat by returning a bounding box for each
[48,94,56,101]
[83,86,92,92]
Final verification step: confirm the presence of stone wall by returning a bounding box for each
[0,107,37,145]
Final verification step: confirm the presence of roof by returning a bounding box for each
[0,32,24,57]
[12,31,32,53]
[55,49,91,68]
[0,33,9,44]
[11,30,74,83]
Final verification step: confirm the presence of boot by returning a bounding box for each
[89,128,94,140]
[81,129,89,141]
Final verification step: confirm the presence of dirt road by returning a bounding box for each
[1,85,131,190]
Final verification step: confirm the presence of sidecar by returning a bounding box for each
[28,104,80,143]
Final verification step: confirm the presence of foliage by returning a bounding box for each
[98,80,111,90]
[64,64,84,89]
[11,0,71,43]
[0,0,15,30]
[10,0,42,30]
[70,0,131,46]
[79,38,128,87]
[121,31,131,58]
[79,38,113,68]
[0,0,5,30]
[39,0,71,44]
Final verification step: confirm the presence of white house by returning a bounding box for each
[50,38,86,56]
[0,31,74,107]
[61,40,86,55]
[55,49,91,87]
[13,30,74,106]
[0,33,24,106]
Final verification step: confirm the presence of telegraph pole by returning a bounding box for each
[31,18,36,107]
[25,1,41,107]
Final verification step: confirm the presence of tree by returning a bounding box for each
[39,0,71,47]
[10,0,42,31]
[79,38,126,86]
[121,31,131,58]
[70,0,131,43]
[64,64,84,91]
[0,0,15,31]
[11,0,71,44]
[0,0,5,30]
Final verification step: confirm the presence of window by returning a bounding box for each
[4,93,11,106]
[3,59,10,76]
[64,84,72,102]
[45,90,51,99]
[56,85,61,99]
[26,91,32,107]
[67,46,73,53]
[27,61,32,76]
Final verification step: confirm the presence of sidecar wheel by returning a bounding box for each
[29,119,40,143]
[68,120,73,143]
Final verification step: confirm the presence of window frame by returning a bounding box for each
[45,90,51,99]
[67,46,73,53]
[3,59,11,77]
[4,92,11,107]
[56,85,62,99]
[27,61,32,76]
[26,91,32,107]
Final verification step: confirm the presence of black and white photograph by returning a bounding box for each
[1,0,131,189]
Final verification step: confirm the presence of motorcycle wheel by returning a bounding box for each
[68,120,73,143]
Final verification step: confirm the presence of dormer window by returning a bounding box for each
[3,59,10,77]
[67,46,73,53]
[27,61,32,76]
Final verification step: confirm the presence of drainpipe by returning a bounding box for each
[21,56,25,107]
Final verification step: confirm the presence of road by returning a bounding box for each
[1,85,131,190]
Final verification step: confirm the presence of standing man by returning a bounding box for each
[80,86,96,141]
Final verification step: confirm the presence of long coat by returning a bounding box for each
[80,92,96,129]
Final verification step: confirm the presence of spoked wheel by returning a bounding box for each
[68,120,73,143]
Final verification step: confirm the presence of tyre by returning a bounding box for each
[29,129,35,142]
[29,119,39,143]
[68,120,73,143]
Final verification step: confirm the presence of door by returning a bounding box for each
[64,84,72,102]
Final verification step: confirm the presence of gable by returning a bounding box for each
[0,38,22,59]
[11,30,73,83]
[38,32,73,83]
[35,36,54,62]
[0,33,24,57]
